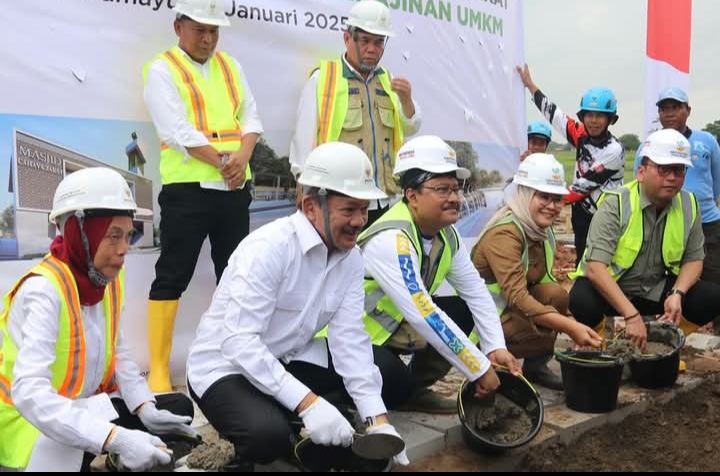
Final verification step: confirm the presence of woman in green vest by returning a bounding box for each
[0,168,196,472]
[472,154,602,390]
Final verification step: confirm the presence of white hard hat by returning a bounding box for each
[346,0,395,37]
[173,0,230,27]
[641,129,693,167]
[393,135,470,180]
[49,168,151,224]
[513,153,569,195]
[297,143,388,200]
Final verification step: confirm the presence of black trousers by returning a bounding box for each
[703,220,720,283]
[188,345,413,465]
[149,183,252,300]
[402,296,476,388]
[80,393,194,472]
[571,203,593,263]
[569,276,720,329]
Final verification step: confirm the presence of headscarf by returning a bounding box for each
[480,185,549,244]
[49,215,114,306]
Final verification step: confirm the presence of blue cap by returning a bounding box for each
[656,87,689,106]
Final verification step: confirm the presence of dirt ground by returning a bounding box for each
[525,376,720,472]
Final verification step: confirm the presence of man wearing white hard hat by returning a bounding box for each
[0,168,196,472]
[290,0,422,225]
[187,143,410,470]
[634,87,720,334]
[473,154,602,390]
[142,0,263,392]
[357,135,519,414]
[570,129,720,350]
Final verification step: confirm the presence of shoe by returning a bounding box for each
[147,299,179,393]
[523,354,563,390]
[396,387,457,414]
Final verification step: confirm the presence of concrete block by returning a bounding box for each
[542,406,608,444]
[399,411,463,445]
[391,415,447,462]
[686,333,720,351]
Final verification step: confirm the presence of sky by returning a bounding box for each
[523,0,720,141]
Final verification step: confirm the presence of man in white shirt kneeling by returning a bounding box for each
[187,142,410,470]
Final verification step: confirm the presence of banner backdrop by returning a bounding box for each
[0,0,525,381]
[644,0,692,138]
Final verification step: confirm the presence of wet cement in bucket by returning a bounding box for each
[470,394,533,444]
[187,435,234,471]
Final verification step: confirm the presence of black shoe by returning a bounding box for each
[523,355,563,390]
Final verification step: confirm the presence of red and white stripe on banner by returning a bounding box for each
[644,0,692,138]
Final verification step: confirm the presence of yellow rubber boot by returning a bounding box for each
[677,318,700,373]
[678,317,700,337]
[593,317,607,349]
[147,299,179,393]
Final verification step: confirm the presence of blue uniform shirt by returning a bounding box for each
[635,128,720,224]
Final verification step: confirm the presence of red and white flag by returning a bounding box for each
[644,0,692,138]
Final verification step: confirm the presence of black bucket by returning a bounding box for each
[457,369,544,454]
[556,351,624,413]
[293,438,392,472]
[629,322,685,389]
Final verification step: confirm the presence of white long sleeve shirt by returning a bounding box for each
[187,211,386,420]
[8,277,155,455]
[289,55,422,209]
[362,230,507,382]
[143,48,264,190]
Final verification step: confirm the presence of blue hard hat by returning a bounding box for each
[527,121,552,141]
[578,87,618,115]
[656,87,689,106]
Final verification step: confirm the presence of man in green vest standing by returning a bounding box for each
[359,135,519,414]
[570,129,720,350]
[143,0,263,392]
[290,0,422,225]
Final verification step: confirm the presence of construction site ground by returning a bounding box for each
[90,206,720,472]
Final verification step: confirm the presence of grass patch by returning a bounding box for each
[554,150,637,184]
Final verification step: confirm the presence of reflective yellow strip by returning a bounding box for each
[0,373,12,405]
[43,258,85,398]
[318,61,338,143]
[215,51,242,130]
[164,50,207,131]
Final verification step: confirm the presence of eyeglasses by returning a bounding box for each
[645,163,688,178]
[421,185,463,199]
[535,192,564,206]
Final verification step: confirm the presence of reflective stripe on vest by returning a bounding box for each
[357,202,459,345]
[570,180,698,281]
[0,256,123,469]
[143,47,250,185]
[315,59,404,160]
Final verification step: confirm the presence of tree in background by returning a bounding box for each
[618,134,641,151]
[0,205,15,237]
[250,138,291,187]
[703,120,720,141]
[446,141,480,179]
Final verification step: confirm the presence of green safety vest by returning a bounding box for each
[570,180,698,281]
[358,202,460,345]
[471,213,557,316]
[143,46,251,185]
[0,256,123,469]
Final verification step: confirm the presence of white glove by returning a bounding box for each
[105,426,172,472]
[367,424,410,466]
[298,397,355,447]
[138,402,198,438]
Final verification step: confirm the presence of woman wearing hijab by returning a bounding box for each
[0,168,196,472]
[472,154,602,390]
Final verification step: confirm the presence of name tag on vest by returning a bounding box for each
[348,87,360,95]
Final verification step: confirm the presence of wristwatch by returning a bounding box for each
[365,415,378,428]
[668,288,686,299]
[218,153,229,169]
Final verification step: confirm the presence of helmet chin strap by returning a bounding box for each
[317,189,337,252]
[74,210,110,287]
